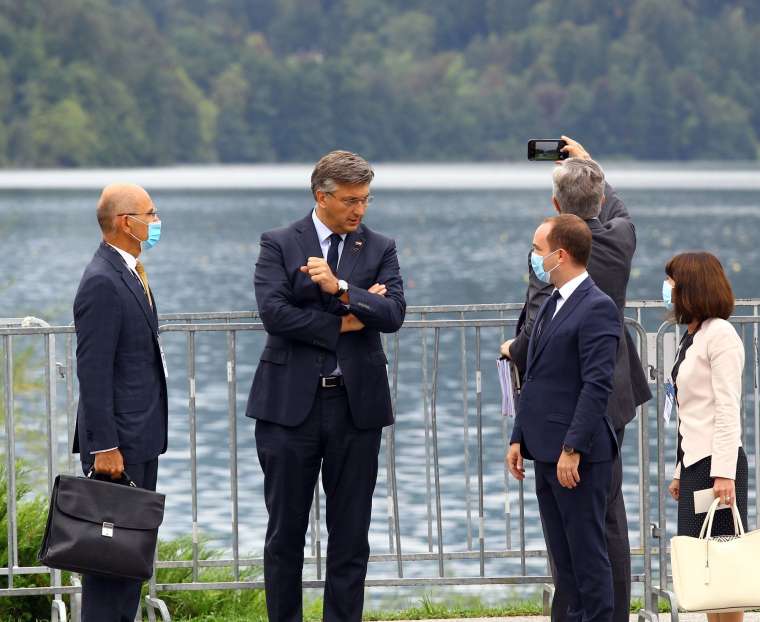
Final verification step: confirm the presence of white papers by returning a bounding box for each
[496,358,518,418]
[693,488,730,514]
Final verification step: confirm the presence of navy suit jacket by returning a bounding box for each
[73,242,168,464]
[246,213,406,429]
[510,276,620,463]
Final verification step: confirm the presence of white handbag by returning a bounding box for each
[670,497,760,612]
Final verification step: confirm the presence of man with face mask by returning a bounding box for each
[502,137,651,622]
[246,150,406,622]
[507,214,621,622]
[73,183,167,622]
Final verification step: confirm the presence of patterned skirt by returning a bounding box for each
[677,447,748,537]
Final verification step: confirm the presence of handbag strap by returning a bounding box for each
[698,497,745,540]
[731,500,746,536]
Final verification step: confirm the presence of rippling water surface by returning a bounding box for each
[2,164,759,603]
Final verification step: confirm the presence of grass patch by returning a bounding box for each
[0,462,57,622]
[363,594,544,620]
[0,465,684,622]
[150,537,268,620]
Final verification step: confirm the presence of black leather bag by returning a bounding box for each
[38,472,165,580]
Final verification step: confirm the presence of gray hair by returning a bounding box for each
[551,158,605,220]
[311,150,374,198]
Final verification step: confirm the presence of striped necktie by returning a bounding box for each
[134,260,153,308]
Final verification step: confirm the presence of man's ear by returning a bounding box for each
[552,196,561,214]
[115,213,128,235]
[315,191,327,210]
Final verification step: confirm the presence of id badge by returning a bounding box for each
[158,338,169,379]
[663,379,675,423]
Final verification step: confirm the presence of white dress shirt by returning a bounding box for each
[108,243,141,281]
[311,209,347,376]
[552,271,589,318]
[312,209,347,263]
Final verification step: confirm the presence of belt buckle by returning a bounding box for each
[321,376,337,388]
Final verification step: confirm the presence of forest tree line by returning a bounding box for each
[0,0,759,166]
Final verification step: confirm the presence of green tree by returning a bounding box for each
[0,0,759,164]
[30,98,98,166]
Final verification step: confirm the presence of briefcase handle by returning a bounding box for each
[86,468,137,488]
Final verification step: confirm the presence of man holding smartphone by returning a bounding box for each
[502,137,651,622]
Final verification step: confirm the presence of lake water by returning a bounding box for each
[1,163,759,605]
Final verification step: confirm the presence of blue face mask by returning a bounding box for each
[530,249,560,284]
[129,216,162,249]
[662,280,673,309]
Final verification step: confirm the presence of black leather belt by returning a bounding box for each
[320,375,345,389]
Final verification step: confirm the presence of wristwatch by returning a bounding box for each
[562,444,577,455]
[334,279,349,298]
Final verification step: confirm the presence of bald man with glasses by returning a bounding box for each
[73,183,167,622]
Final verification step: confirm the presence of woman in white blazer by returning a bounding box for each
[664,252,747,622]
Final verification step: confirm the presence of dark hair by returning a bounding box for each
[543,214,592,266]
[310,150,374,198]
[665,252,734,324]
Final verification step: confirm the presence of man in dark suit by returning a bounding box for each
[246,150,406,622]
[502,137,651,622]
[507,214,621,622]
[73,183,167,622]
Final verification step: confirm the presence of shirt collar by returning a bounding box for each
[107,242,138,271]
[312,209,346,245]
[555,271,589,301]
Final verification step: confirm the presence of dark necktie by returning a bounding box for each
[321,233,343,376]
[538,290,563,339]
[326,233,342,274]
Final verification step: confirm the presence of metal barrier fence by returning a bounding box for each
[1,302,759,622]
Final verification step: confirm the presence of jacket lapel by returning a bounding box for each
[295,213,323,261]
[530,277,594,365]
[337,227,365,281]
[98,243,158,335]
[295,213,335,309]
[295,213,365,311]
[526,294,554,372]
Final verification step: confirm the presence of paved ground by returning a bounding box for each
[376,616,760,622]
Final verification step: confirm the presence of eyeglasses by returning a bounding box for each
[325,192,373,208]
[118,211,160,219]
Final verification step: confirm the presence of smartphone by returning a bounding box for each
[527,139,568,161]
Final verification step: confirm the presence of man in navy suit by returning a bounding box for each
[507,214,621,622]
[73,183,167,622]
[246,151,406,622]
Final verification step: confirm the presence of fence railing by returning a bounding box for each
[1,301,758,622]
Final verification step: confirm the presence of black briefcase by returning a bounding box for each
[38,472,165,580]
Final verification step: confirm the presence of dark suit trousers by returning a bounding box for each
[546,429,630,622]
[79,458,159,622]
[535,459,614,622]
[255,386,382,622]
